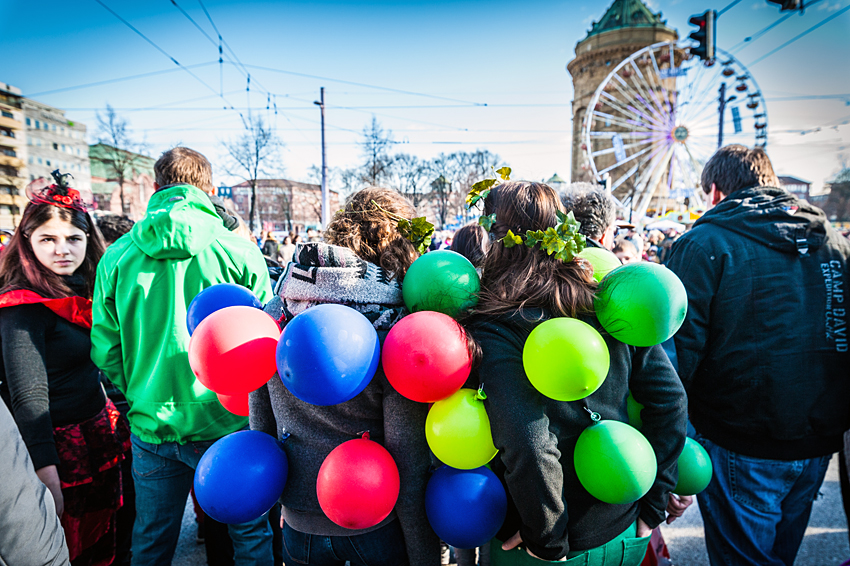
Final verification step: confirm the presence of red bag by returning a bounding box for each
[640,528,672,566]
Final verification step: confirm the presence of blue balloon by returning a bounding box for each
[425,465,507,549]
[194,431,288,524]
[187,283,263,335]
[276,304,380,406]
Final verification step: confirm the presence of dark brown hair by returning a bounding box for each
[450,223,490,268]
[0,202,105,299]
[154,146,214,192]
[325,187,419,280]
[701,144,779,196]
[475,181,596,318]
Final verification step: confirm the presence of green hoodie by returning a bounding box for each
[91,185,273,444]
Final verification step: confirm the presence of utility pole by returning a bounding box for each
[717,83,738,149]
[314,87,329,228]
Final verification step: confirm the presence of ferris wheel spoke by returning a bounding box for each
[634,146,676,218]
[591,110,664,133]
[625,66,671,125]
[590,137,660,158]
[598,143,659,176]
[610,76,671,129]
[600,91,667,130]
[610,163,641,192]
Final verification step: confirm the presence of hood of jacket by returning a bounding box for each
[693,186,827,255]
[131,185,221,260]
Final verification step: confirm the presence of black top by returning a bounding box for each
[0,302,105,470]
[467,309,688,560]
[667,186,850,460]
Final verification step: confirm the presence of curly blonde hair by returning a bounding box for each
[325,187,419,280]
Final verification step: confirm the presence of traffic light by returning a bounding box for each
[689,10,716,62]
[766,0,802,10]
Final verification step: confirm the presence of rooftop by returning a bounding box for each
[585,0,674,39]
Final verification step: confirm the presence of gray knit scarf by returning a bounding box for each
[264,242,406,331]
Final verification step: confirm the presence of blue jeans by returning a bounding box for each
[130,433,274,566]
[694,434,831,566]
[281,519,408,566]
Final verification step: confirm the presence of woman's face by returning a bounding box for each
[29,216,87,276]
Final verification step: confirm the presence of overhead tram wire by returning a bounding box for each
[239,63,488,107]
[717,0,743,16]
[748,3,850,66]
[729,0,826,54]
[26,62,217,97]
[93,0,248,126]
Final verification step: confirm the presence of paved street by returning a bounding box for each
[174,455,849,566]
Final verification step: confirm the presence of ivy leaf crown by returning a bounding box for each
[369,200,434,255]
[465,170,586,262]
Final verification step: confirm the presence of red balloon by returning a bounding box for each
[382,311,471,403]
[317,437,400,530]
[217,392,250,416]
[188,306,280,395]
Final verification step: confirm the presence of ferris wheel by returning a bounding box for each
[581,41,767,219]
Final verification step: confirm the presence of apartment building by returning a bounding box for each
[0,83,28,230]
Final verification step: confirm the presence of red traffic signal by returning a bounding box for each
[688,10,716,62]
[767,0,802,10]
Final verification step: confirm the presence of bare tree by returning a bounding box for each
[221,117,282,232]
[359,117,394,186]
[96,105,146,215]
[390,153,429,207]
[429,174,453,229]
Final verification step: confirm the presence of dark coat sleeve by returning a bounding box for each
[666,236,720,388]
[0,305,60,470]
[628,344,688,528]
[381,375,441,566]
[0,401,70,566]
[475,322,570,560]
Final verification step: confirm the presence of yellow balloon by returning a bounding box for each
[426,389,498,470]
[578,247,622,282]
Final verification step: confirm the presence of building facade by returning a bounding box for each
[228,179,340,233]
[778,175,811,201]
[23,98,91,199]
[0,83,28,230]
[89,143,155,220]
[566,0,678,183]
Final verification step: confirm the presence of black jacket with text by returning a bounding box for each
[667,186,850,460]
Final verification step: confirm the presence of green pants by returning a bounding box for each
[489,522,650,566]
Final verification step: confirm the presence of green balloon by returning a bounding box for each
[403,250,480,318]
[578,247,622,282]
[626,391,643,429]
[426,388,498,470]
[674,438,713,496]
[522,318,610,402]
[574,420,657,504]
[594,263,688,347]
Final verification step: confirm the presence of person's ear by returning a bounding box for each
[710,183,725,206]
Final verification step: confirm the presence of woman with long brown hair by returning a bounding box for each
[250,186,441,566]
[466,181,688,565]
[0,172,129,566]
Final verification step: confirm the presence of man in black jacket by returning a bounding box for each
[667,145,850,565]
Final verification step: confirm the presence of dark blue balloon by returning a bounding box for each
[187,283,263,335]
[194,431,288,524]
[276,304,380,406]
[425,465,507,549]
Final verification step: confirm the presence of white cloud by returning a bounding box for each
[818,1,844,11]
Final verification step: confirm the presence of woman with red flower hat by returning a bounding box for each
[0,171,130,566]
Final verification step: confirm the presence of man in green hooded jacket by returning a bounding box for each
[91,147,274,566]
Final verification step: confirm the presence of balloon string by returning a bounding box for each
[475,384,487,401]
[359,431,371,440]
[583,405,601,423]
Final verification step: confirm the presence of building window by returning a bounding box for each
[38,158,42,164]
[29,157,33,164]
[25,117,31,126]
[53,143,58,150]
[1,110,12,119]
[35,120,40,129]
[1,148,15,157]
[52,124,56,132]
[36,138,41,147]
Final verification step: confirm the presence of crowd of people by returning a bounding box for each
[0,143,848,566]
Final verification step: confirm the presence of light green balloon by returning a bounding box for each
[574,420,657,504]
[522,318,610,402]
[426,388,498,470]
[578,247,622,282]
[674,438,713,496]
[594,263,688,347]
[626,391,644,429]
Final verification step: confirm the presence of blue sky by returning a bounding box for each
[2,0,849,193]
